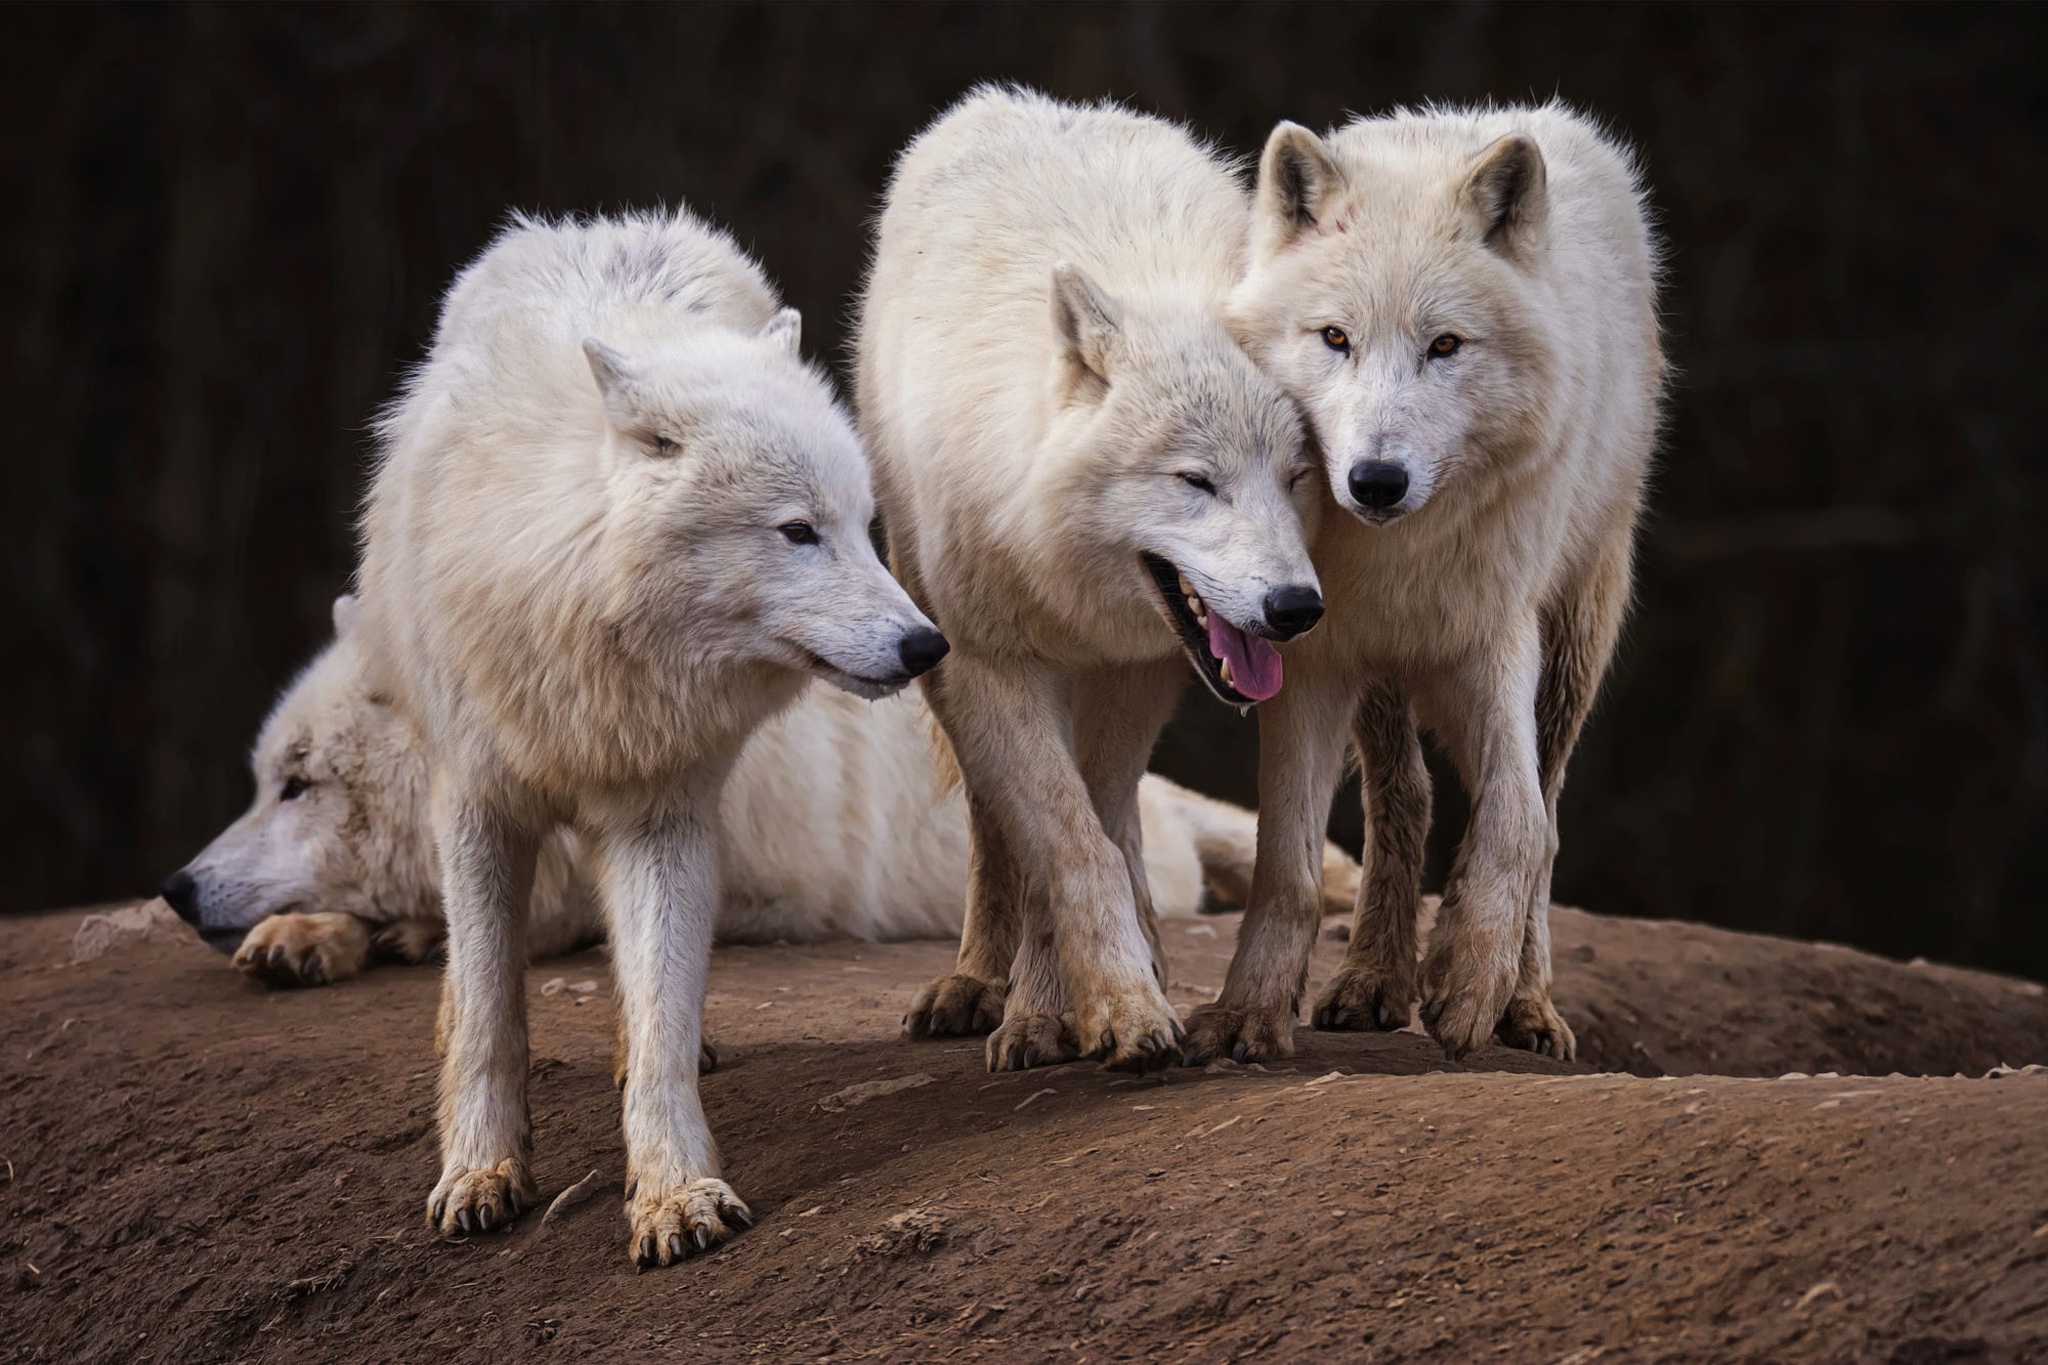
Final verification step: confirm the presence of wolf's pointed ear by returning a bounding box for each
[582,338,638,397]
[331,594,359,639]
[1462,134,1547,261]
[1251,122,1344,260]
[1051,261,1120,398]
[762,307,802,357]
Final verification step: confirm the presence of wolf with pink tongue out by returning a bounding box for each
[860,88,1326,1072]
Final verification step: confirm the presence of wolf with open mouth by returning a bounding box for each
[860,86,1324,1073]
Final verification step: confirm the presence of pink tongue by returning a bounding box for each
[1207,612,1284,701]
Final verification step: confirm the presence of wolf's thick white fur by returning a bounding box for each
[1188,103,1663,1066]
[359,209,941,1266]
[859,87,1323,1073]
[175,601,1366,984]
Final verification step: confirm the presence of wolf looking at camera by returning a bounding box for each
[359,208,945,1267]
[860,87,1325,1074]
[1186,103,1663,1066]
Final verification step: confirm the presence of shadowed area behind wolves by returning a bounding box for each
[2,905,2044,1363]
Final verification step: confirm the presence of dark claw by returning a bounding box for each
[669,1233,684,1260]
[693,1227,711,1251]
[456,1209,473,1235]
[731,1207,754,1229]
[1419,999,1444,1028]
[1231,1042,1248,1063]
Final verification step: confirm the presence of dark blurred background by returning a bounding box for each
[4,3,2044,976]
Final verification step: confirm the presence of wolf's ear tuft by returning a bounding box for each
[582,338,636,396]
[331,594,359,639]
[1050,261,1120,397]
[1463,134,1548,260]
[762,307,802,357]
[1252,122,1343,259]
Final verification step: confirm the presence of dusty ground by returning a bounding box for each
[3,903,2045,1364]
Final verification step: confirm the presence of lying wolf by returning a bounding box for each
[860,87,1325,1073]
[1185,103,1663,1066]
[162,594,1361,988]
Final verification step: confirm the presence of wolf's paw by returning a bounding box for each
[1417,938,1518,1061]
[1496,993,1576,1061]
[1312,965,1415,1033]
[233,913,371,988]
[1181,1002,1297,1066]
[1077,988,1183,1073]
[904,973,1006,1039]
[426,1156,535,1235]
[627,1178,752,1268]
[986,1012,1079,1072]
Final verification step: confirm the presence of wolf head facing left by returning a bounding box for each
[1041,262,1323,705]
[159,596,437,948]
[582,309,946,701]
[1229,117,1562,528]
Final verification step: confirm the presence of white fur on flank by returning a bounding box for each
[179,604,1359,981]
[858,87,1322,1073]
[358,208,939,1266]
[1189,102,1663,1066]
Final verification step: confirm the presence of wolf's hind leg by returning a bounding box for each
[1315,681,1430,1033]
[425,793,539,1235]
[234,912,373,988]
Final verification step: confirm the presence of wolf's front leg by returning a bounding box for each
[1183,677,1353,1064]
[1417,627,1548,1060]
[945,657,1178,1072]
[904,788,1019,1040]
[426,792,539,1234]
[593,785,751,1268]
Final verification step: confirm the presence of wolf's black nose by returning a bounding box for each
[1262,585,1325,640]
[898,627,950,678]
[1348,460,1409,511]
[161,869,200,922]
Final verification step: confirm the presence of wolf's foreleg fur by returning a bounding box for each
[936,654,1180,1072]
[1182,677,1354,1063]
[426,791,539,1233]
[1416,621,1548,1060]
[1498,539,1631,1058]
[1313,680,1433,1032]
[1074,659,1186,991]
[590,779,751,1266]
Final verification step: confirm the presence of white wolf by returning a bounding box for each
[160,594,1364,984]
[358,209,945,1266]
[859,87,1325,1074]
[1186,103,1663,1066]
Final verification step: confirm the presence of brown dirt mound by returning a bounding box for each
[2,905,2044,1364]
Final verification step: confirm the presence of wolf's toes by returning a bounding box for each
[1181,1003,1296,1067]
[1418,934,1519,1061]
[1312,966,1415,1034]
[426,1157,534,1236]
[1496,994,1576,1061]
[986,1012,1079,1071]
[904,974,1006,1039]
[628,1178,751,1269]
[1082,993,1184,1073]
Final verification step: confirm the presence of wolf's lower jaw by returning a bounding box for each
[800,656,911,702]
[1139,552,1256,707]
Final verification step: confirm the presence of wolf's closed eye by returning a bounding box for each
[280,776,311,801]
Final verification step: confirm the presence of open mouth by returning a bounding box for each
[1141,553,1284,706]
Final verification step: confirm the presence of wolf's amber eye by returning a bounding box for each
[779,521,820,546]
[1428,333,1462,358]
[280,776,311,801]
[1320,326,1351,353]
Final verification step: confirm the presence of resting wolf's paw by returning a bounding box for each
[427,1157,535,1235]
[1312,965,1415,1033]
[1496,993,1576,1061]
[1181,1002,1297,1066]
[1417,936,1519,1061]
[1077,988,1183,1073]
[627,1178,752,1268]
[233,913,371,989]
[986,1012,1079,1071]
[904,973,1006,1039]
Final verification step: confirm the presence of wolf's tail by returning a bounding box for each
[1137,774,1362,918]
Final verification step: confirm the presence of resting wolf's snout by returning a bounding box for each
[1348,460,1410,512]
[897,626,949,678]
[161,868,200,923]
[1261,584,1325,640]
